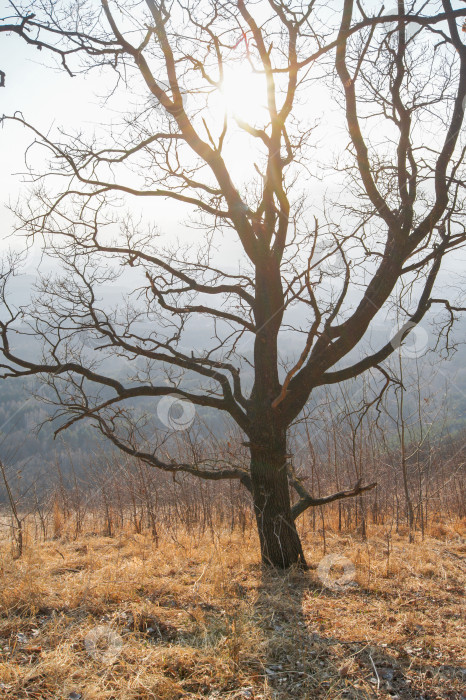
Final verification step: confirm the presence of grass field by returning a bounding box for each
[0,519,464,699]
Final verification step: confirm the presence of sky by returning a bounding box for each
[0,1,465,318]
[0,1,340,262]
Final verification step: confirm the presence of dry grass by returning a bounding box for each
[0,519,464,699]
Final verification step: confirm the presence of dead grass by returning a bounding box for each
[0,520,464,699]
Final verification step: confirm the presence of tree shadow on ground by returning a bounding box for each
[252,569,462,700]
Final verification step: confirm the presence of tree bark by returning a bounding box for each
[249,440,307,569]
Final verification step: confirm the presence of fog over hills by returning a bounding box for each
[1,265,465,498]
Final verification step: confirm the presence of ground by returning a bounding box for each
[0,518,464,699]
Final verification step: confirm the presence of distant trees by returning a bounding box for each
[2,403,464,554]
[1,1,466,567]
[0,458,24,557]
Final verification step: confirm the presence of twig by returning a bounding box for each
[369,652,380,690]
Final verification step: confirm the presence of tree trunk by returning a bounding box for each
[250,441,307,569]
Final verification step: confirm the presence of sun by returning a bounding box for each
[219,63,267,125]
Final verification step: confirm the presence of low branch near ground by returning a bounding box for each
[290,474,377,521]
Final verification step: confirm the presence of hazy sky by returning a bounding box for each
[0,1,464,285]
[0,1,339,262]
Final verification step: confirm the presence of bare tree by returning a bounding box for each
[0,457,25,557]
[1,0,466,567]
